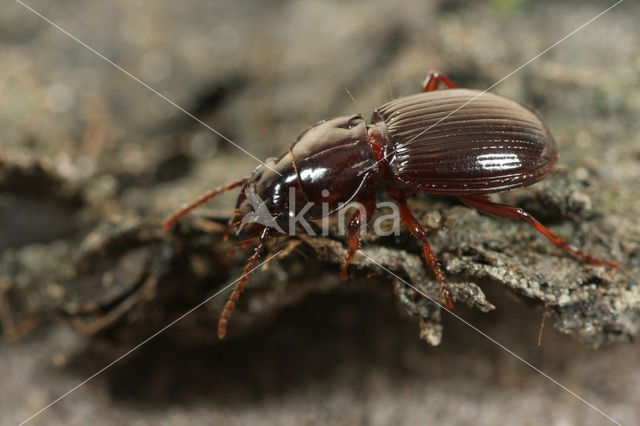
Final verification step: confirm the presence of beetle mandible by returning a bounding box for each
[163,71,618,339]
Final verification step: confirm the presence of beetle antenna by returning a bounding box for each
[162,178,248,231]
[218,227,271,339]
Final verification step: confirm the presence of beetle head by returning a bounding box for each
[234,115,379,238]
[234,157,301,239]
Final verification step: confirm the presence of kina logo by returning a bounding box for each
[237,185,284,234]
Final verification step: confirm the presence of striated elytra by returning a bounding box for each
[372,88,557,194]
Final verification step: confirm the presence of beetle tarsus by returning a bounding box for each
[440,285,455,310]
[457,194,619,269]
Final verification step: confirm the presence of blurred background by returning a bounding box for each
[1,0,639,424]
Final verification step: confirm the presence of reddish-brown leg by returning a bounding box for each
[390,193,454,309]
[458,195,619,269]
[422,71,457,92]
[227,237,260,256]
[218,227,271,339]
[162,178,247,231]
[223,211,241,241]
[340,199,377,279]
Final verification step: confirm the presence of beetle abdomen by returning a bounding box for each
[372,89,557,194]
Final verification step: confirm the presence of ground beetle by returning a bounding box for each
[163,71,618,339]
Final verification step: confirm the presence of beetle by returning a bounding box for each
[163,71,618,339]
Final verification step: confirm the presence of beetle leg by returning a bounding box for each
[340,198,377,279]
[227,237,259,256]
[391,194,455,309]
[422,71,457,92]
[218,227,271,339]
[223,213,239,241]
[162,178,248,231]
[457,194,619,269]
